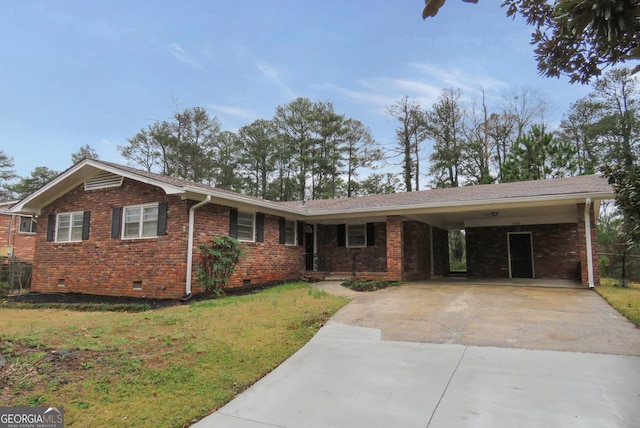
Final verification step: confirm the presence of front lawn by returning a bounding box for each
[0,282,349,427]
[596,279,640,327]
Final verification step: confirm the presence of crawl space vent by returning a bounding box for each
[84,172,124,191]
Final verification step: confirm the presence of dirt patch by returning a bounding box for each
[0,339,111,404]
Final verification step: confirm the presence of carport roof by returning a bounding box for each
[281,174,613,214]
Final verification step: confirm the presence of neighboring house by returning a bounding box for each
[9,159,613,299]
[0,200,37,263]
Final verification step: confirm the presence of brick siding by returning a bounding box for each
[403,221,429,280]
[431,226,449,277]
[191,204,305,292]
[466,223,583,281]
[386,216,403,280]
[0,214,36,262]
[32,179,305,299]
[315,223,387,273]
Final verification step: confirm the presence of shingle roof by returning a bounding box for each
[95,160,613,214]
[9,159,613,219]
[95,160,258,200]
[279,174,613,213]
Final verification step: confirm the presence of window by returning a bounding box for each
[19,216,36,233]
[347,224,366,247]
[56,212,84,242]
[123,204,159,239]
[284,220,296,245]
[237,211,255,241]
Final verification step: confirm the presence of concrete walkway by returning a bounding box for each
[194,281,640,427]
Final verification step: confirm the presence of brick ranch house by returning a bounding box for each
[0,200,36,263]
[9,159,613,299]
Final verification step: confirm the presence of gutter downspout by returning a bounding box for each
[9,214,16,255]
[185,196,211,297]
[584,198,595,288]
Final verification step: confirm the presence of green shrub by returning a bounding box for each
[197,235,246,296]
[0,281,9,298]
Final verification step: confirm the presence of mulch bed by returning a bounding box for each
[5,292,181,309]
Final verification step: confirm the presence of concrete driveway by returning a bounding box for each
[194,281,640,427]
[329,281,640,355]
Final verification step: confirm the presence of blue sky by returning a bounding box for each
[1,1,593,179]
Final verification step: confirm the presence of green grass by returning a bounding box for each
[0,282,349,427]
[597,278,640,327]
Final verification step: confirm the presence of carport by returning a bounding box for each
[298,175,613,288]
[404,195,600,286]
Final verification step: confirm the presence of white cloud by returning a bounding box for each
[256,62,296,99]
[170,43,202,70]
[322,77,442,113]
[410,62,508,96]
[208,104,257,119]
[326,63,510,115]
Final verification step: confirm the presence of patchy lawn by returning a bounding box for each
[597,279,640,327]
[0,283,349,427]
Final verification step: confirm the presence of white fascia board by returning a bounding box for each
[182,187,308,219]
[9,160,185,215]
[465,213,577,228]
[84,161,185,195]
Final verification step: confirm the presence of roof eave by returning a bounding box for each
[182,186,308,217]
[9,159,185,215]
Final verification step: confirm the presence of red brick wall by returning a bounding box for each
[466,223,582,281]
[33,179,188,298]
[315,223,387,273]
[403,221,429,280]
[432,226,449,277]
[0,214,36,262]
[32,179,306,298]
[386,216,403,280]
[190,205,305,291]
[402,222,449,280]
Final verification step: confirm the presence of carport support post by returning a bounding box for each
[577,200,599,288]
[386,216,404,281]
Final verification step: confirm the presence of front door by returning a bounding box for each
[509,233,534,278]
[305,225,314,271]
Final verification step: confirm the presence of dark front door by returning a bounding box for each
[509,233,533,278]
[305,226,314,271]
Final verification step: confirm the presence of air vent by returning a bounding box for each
[84,172,124,191]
